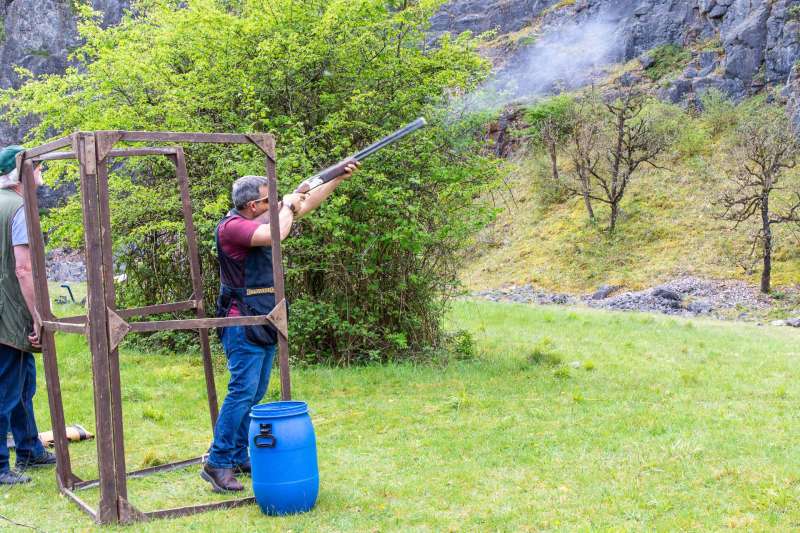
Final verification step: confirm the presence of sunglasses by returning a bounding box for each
[249,195,269,206]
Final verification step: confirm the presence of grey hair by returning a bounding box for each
[0,168,20,189]
[232,175,269,209]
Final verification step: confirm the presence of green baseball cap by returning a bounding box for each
[0,145,24,175]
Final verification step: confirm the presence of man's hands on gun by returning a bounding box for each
[294,160,361,195]
[281,192,308,214]
[289,160,360,217]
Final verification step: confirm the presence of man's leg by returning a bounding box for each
[203,327,263,491]
[232,343,276,468]
[0,344,30,485]
[12,351,48,467]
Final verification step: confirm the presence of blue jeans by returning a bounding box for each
[0,343,45,473]
[207,327,276,468]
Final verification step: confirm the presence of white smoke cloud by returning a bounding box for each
[453,18,623,116]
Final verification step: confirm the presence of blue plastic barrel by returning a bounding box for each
[249,401,319,515]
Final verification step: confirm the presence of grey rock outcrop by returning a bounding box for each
[430,0,559,37]
[46,249,86,282]
[432,0,800,104]
[2,0,799,155]
[0,0,130,146]
[783,63,800,130]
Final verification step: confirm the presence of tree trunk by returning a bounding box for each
[582,189,595,220]
[575,170,594,221]
[761,198,772,294]
[609,202,619,232]
[547,143,559,183]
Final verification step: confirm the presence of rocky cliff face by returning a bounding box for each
[432,0,800,113]
[0,0,128,207]
[3,0,799,145]
[0,0,129,147]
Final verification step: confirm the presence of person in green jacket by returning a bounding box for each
[0,146,55,486]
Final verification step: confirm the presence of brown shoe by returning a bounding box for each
[200,464,243,493]
[233,460,251,475]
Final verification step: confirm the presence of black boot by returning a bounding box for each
[16,450,56,470]
[0,469,31,485]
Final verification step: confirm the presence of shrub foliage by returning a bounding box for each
[2,0,497,363]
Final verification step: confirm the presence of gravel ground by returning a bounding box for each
[472,276,778,320]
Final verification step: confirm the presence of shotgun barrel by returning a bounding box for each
[294,117,427,194]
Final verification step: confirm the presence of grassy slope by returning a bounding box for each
[462,146,800,294]
[3,300,800,531]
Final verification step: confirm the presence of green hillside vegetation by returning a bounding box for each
[643,44,693,82]
[463,89,800,294]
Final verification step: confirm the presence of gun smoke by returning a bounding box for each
[452,19,623,117]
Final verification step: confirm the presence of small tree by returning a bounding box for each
[718,103,800,293]
[596,84,674,231]
[564,94,603,221]
[525,95,576,185]
[564,84,674,231]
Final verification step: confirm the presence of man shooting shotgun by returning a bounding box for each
[203,117,427,492]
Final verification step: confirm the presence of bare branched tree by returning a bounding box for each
[595,84,674,231]
[564,84,674,231]
[718,104,800,293]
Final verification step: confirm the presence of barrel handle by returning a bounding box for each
[254,423,277,448]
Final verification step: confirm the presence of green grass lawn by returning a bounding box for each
[3,300,800,531]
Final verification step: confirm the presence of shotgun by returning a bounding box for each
[294,117,427,194]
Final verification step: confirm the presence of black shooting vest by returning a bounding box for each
[215,209,278,346]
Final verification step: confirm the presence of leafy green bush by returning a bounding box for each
[641,100,707,158]
[444,329,476,360]
[523,94,576,140]
[529,153,571,205]
[699,89,739,136]
[675,122,712,158]
[527,337,562,366]
[644,44,691,82]
[3,0,496,364]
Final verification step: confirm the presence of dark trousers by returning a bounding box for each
[0,343,44,473]
[207,326,275,469]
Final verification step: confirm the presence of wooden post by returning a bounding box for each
[264,139,291,400]
[19,156,77,489]
[76,132,121,524]
[94,147,129,509]
[173,148,219,427]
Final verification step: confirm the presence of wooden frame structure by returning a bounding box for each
[17,131,293,524]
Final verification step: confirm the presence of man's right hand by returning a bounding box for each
[282,193,307,213]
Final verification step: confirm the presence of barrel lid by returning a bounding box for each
[251,401,308,418]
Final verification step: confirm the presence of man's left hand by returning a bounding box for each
[340,160,361,180]
[29,311,41,349]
